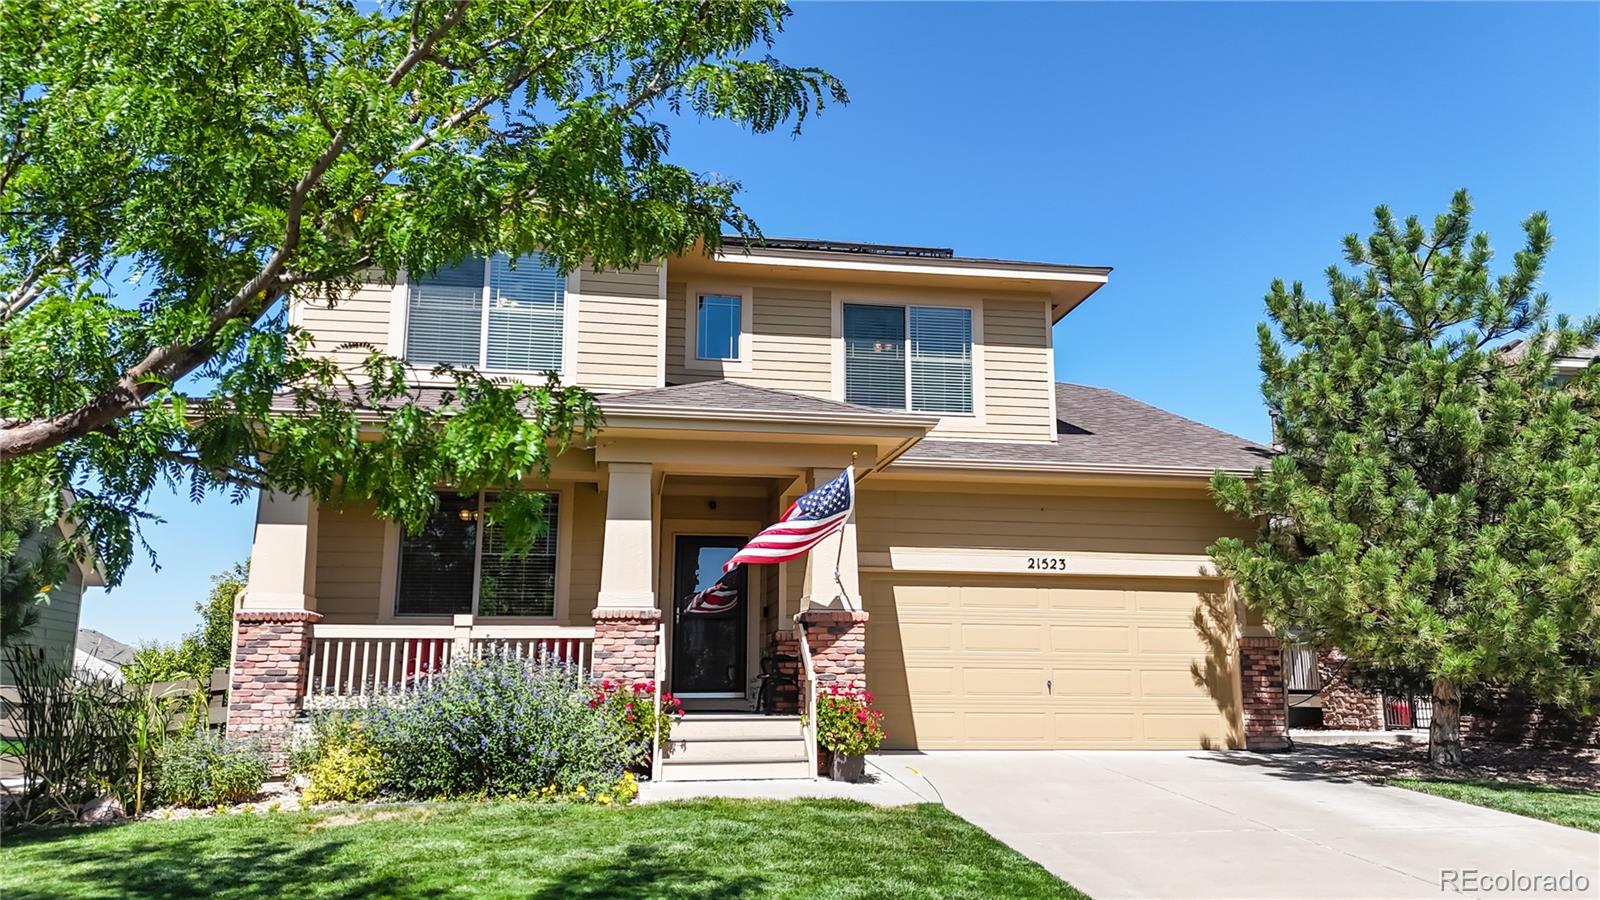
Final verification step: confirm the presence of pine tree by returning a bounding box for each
[1210,191,1600,766]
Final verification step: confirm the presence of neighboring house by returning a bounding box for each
[0,520,102,688]
[234,237,1288,776]
[74,628,134,684]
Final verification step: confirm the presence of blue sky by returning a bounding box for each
[80,2,1600,644]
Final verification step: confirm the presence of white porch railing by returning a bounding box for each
[797,627,818,779]
[650,622,665,782]
[307,621,596,697]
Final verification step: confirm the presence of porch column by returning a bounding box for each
[1238,637,1289,751]
[229,492,320,768]
[795,610,868,692]
[592,462,660,684]
[799,467,860,612]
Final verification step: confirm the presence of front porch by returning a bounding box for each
[228,382,930,769]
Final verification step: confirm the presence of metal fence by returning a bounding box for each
[1383,695,1434,730]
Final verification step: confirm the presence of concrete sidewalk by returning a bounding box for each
[871,750,1600,900]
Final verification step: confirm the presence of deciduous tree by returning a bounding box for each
[0,0,844,583]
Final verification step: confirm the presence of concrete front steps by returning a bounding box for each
[659,713,811,781]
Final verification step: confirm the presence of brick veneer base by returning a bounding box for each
[1316,647,1385,731]
[228,610,319,770]
[795,609,868,691]
[768,630,801,714]
[1239,637,1289,751]
[591,607,661,685]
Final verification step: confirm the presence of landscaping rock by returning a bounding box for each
[78,794,125,824]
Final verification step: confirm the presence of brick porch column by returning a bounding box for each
[795,609,868,691]
[228,492,319,770]
[1316,647,1384,730]
[591,462,660,685]
[591,608,661,685]
[228,610,318,768]
[1238,637,1289,751]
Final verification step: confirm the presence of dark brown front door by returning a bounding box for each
[671,536,747,695]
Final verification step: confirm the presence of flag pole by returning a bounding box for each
[833,451,857,609]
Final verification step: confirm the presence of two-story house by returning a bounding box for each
[230,238,1284,779]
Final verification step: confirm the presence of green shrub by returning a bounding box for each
[364,654,628,800]
[3,648,135,825]
[590,679,681,770]
[302,724,382,804]
[155,732,269,807]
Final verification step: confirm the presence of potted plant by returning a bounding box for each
[812,683,885,782]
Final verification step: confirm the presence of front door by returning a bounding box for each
[671,536,748,696]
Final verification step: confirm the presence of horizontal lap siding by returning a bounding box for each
[315,502,386,623]
[749,286,831,396]
[567,484,604,624]
[931,297,1053,442]
[297,279,394,371]
[857,486,1253,557]
[576,264,662,391]
[664,282,699,385]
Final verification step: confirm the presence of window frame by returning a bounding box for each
[682,282,753,373]
[382,485,571,623]
[838,297,980,417]
[389,257,578,384]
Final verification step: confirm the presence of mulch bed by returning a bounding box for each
[1268,739,1600,791]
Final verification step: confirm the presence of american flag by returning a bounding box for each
[723,466,855,572]
[684,572,741,615]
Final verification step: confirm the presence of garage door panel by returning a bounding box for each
[865,574,1242,751]
[1051,668,1136,697]
[1049,624,1130,652]
[961,666,1044,696]
[961,623,1045,652]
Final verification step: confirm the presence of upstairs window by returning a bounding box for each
[844,303,973,414]
[395,491,559,618]
[405,254,565,372]
[695,293,742,361]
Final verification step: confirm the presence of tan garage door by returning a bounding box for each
[864,575,1243,750]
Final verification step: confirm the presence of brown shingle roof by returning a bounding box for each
[895,383,1273,475]
[602,379,925,420]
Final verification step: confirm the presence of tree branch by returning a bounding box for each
[0,0,472,462]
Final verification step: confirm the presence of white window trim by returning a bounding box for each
[386,259,580,386]
[379,483,574,624]
[682,281,754,374]
[830,290,985,426]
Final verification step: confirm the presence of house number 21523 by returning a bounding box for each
[1026,556,1068,571]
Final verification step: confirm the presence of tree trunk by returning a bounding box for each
[1429,677,1464,768]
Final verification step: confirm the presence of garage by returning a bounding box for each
[863,574,1244,750]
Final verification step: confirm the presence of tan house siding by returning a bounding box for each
[566,483,605,625]
[856,482,1253,558]
[314,501,387,624]
[749,285,833,395]
[575,263,662,391]
[296,276,395,371]
[665,281,692,384]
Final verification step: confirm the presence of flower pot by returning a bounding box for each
[829,752,865,783]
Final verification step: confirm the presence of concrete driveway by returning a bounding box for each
[870,750,1600,899]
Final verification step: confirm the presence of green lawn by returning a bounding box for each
[0,798,1086,899]
[1390,778,1600,832]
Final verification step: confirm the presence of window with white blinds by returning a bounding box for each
[395,491,559,618]
[843,304,906,409]
[405,254,566,373]
[844,303,973,414]
[908,306,973,414]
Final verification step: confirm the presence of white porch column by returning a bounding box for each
[800,467,861,612]
[230,492,320,767]
[241,492,318,612]
[597,462,656,609]
[593,462,660,684]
